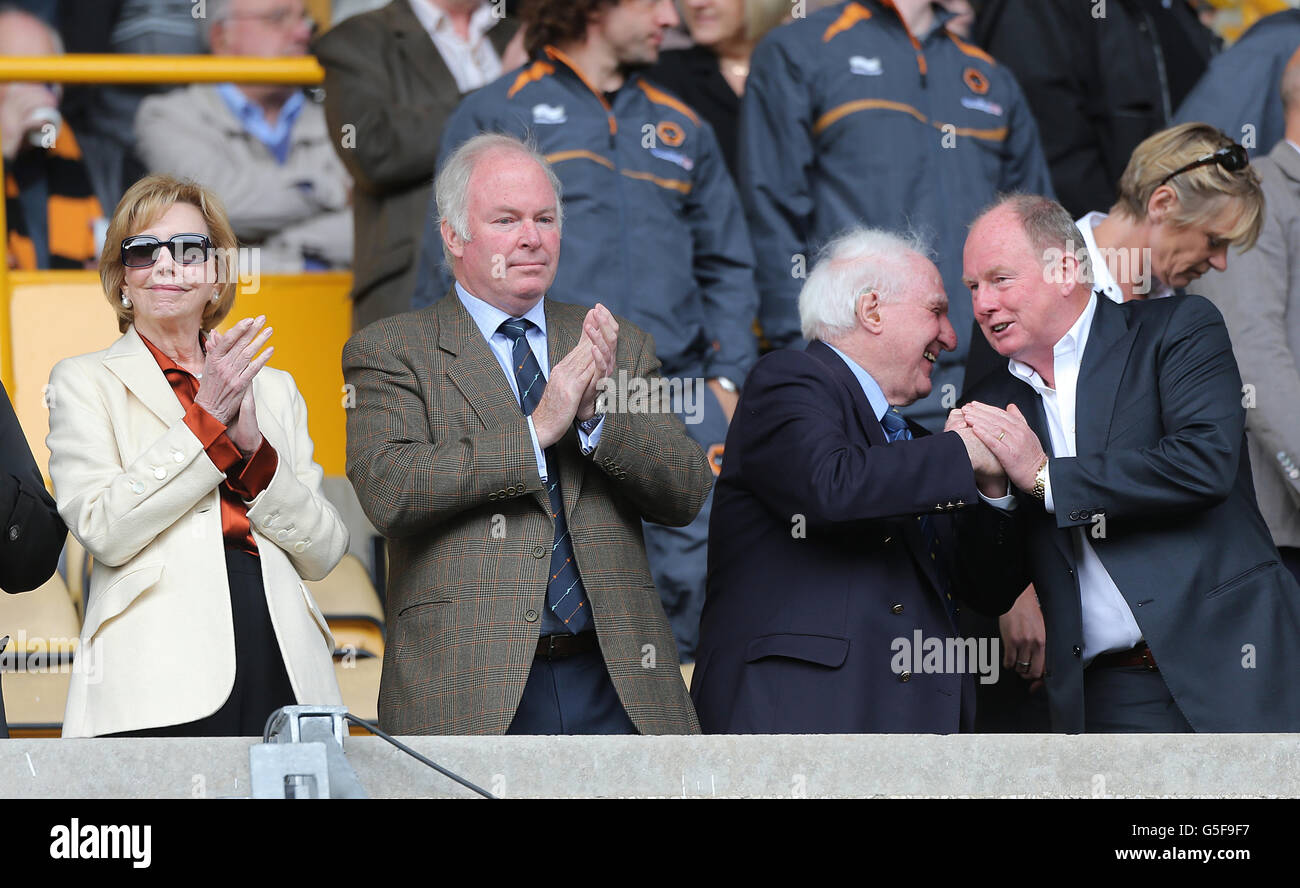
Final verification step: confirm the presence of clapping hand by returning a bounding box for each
[195,316,273,456]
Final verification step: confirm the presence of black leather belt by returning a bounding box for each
[1091,641,1158,672]
[535,632,599,660]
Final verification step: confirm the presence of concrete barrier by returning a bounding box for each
[3,733,1299,798]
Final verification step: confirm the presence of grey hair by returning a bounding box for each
[435,132,565,267]
[798,227,934,342]
[201,0,233,50]
[0,4,65,54]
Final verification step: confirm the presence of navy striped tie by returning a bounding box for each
[498,318,592,634]
[881,408,956,621]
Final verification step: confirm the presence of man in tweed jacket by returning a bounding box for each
[344,134,708,734]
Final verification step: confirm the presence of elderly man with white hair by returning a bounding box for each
[691,228,1018,735]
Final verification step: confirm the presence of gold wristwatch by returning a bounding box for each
[1030,457,1049,501]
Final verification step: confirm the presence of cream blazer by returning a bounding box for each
[46,326,347,737]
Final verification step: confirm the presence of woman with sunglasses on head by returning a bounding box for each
[1076,122,1264,304]
[46,174,347,738]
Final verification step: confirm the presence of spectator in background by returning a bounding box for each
[1196,49,1300,585]
[314,0,523,330]
[57,0,205,217]
[740,0,1052,433]
[646,0,791,179]
[415,0,760,663]
[1175,9,1300,157]
[1,5,104,269]
[134,0,353,272]
[974,0,1218,221]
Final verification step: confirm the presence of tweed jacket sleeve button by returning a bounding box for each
[489,492,498,501]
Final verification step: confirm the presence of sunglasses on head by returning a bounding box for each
[120,233,213,268]
[1156,142,1250,189]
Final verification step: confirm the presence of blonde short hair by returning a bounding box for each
[1114,122,1264,250]
[745,0,791,41]
[100,174,239,334]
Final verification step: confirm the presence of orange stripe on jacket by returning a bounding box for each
[823,1,872,42]
[508,60,555,98]
[636,80,700,126]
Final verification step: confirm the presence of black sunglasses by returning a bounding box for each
[1156,143,1250,189]
[120,233,213,268]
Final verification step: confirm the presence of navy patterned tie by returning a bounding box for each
[497,318,592,634]
[881,408,956,621]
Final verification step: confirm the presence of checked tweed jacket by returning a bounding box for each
[343,291,708,734]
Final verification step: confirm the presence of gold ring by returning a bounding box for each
[997,430,1005,441]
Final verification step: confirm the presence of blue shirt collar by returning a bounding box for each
[455,281,548,343]
[216,83,305,164]
[823,341,891,422]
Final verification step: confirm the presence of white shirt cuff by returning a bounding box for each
[1042,462,1055,514]
[978,489,1018,512]
[577,415,604,455]
[525,416,547,482]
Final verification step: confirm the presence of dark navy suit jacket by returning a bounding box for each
[691,341,1018,733]
[959,293,1300,732]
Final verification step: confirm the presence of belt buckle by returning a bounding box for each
[1140,646,1156,671]
[543,635,559,659]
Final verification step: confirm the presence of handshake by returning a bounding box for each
[945,402,1049,499]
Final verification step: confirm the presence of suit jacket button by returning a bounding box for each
[153,466,167,480]
[525,608,539,622]
[7,525,18,541]
[489,493,498,501]
[532,545,547,558]
[131,480,145,495]
[1068,511,1079,521]
[1072,645,1082,657]
[890,604,904,614]
[899,671,912,682]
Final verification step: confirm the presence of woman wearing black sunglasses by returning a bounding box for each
[45,173,348,738]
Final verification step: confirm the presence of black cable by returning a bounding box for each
[343,713,498,799]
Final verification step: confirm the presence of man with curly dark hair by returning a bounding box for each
[414,0,759,665]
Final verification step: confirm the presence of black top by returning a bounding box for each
[647,45,741,180]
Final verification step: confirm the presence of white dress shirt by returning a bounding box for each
[455,283,602,482]
[408,0,504,93]
[982,292,1145,662]
[1076,211,1173,303]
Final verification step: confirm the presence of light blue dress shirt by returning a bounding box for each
[824,342,891,424]
[455,283,602,482]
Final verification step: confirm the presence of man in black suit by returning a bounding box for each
[691,229,1019,734]
[957,194,1300,733]
[0,381,66,737]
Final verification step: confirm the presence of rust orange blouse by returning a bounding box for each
[140,333,279,556]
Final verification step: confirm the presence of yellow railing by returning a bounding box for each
[0,56,328,393]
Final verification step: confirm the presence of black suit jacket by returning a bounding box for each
[959,294,1300,732]
[691,341,1018,734]
[0,382,66,737]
